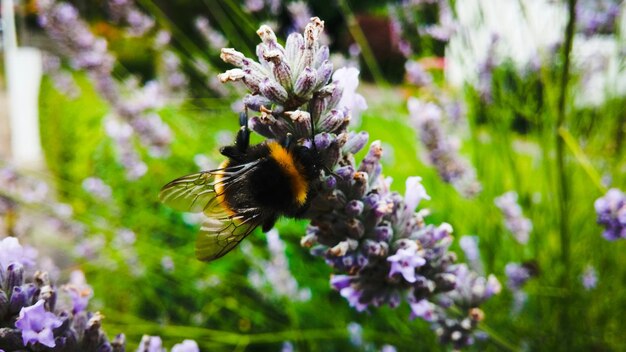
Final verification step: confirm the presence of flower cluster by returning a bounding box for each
[107,0,155,37]
[594,188,626,240]
[219,18,499,349]
[0,236,198,351]
[407,98,481,197]
[494,191,533,245]
[37,0,176,179]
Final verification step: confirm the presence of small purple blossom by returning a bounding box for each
[15,300,63,348]
[387,245,426,283]
[63,270,93,314]
[0,237,37,270]
[405,60,433,87]
[409,298,436,321]
[505,263,532,291]
[82,177,113,200]
[581,265,598,290]
[595,188,626,240]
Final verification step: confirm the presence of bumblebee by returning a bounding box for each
[159,113,321,261]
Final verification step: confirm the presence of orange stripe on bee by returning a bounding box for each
[214,160,236,216]
[267,141,308,206]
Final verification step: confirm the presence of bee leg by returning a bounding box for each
[236,112,250,153]
[261,215,278,232]
[282,133,294,149]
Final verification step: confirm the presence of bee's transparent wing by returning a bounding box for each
[159,161,260,214]
[196,211,263,261]
[159,161,264,261]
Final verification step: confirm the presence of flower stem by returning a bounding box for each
[555,0,577,347]
[337,0,387,86]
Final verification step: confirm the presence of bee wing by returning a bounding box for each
[159,161,260,214]
[196,210,263,261]
[159,161,265,261]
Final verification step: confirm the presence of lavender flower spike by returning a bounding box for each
[407,97,481,197]
[219,18,500,349]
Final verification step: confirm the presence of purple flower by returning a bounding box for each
[171,339,200,352]
[581,265,598,290]
[405,176,430,212]
[595,188,626,240]
[405,60,433,87]
[15,299,63,348]
[387,245,426,283]
[82,177,113,200]
[505,263,532,291]
[409,298,436,321]
[63,270,93,314]
[333,67,368,125]
[0,237,37,270]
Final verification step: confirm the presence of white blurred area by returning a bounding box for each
[445,0,626,107]
[1,0,44,168]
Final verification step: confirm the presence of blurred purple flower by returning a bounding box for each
[581,265,598,290]
[405,60,433,87]
[408,98,481,197]
[82,177,113,200]
[171,339,200,352]
[505,263,532,291]
[63,270,93,314]
[15,300,63,348]
[595,188,626,240]
[494,191,533,245]
[0,237,37,270]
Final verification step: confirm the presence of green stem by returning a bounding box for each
[555,0,577,347]
[478,323,521,352]
[558,127,606,194]
[337,0,387,86]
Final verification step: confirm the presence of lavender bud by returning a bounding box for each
[323,175,337,190]
[243,94,272,112]
[217,68,245,83]
[264,50,293,91]
[345,200,364,217]
[286,110,312,138]
[302,17,324,68]
[242,66,265,94]
[309,93,328,123]
[350,172,369,199]
[257,25,282,53]
[5,263,24,293]
[335,165,355,181]
[314,132,333,150]
[9,286,27,314]
[220,48,246,67]
[435,273,457,292]
[0,289,8,318]
[326,83,344,110]
[260,78,288,104]
[112,334,126,352]
[342,133,367,156]
[285,33,304,66]
[294,67,317,97]
[346,218,365,238]
[316,60,333,88]
[249,115,276,139]
[359,142,383,176]
[364,240,388,257]
[318,109,345,133]
[328,241,350,256]
[375,223,393,242]
[314,46,330,68]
